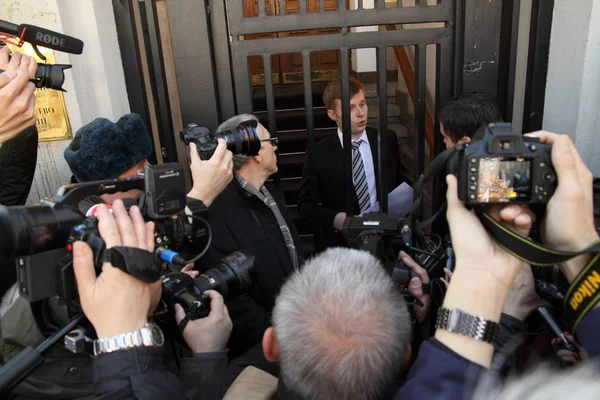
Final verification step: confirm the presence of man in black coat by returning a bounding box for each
[202,114,301,358]
[298,77,406,250]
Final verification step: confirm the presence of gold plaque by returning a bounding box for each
[251,73,280,86]
[282,69,340,84]
[7,43,72,142]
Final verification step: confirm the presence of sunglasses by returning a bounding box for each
[260,137,278,146]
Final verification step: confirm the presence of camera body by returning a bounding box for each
[180,119,262,160]
[450,123,557,204]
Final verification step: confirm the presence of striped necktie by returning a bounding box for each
[352,140,370,214]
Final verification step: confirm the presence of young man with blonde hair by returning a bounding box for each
[298,77,406,250]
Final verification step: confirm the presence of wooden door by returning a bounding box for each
[244,1,281,85]
[244,0,344,84]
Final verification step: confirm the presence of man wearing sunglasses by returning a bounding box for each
[197,113,301,359]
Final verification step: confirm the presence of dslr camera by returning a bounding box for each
[449,123,557,204]
[0,19,84,91]
[180,119,262,160]
[161,251,255,322]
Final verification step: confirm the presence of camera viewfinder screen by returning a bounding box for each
[477,157,531,203]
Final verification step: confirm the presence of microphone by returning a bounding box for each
[18,24,83,55]
[0,20,83,55]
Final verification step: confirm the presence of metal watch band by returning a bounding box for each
[435,307,499,344]
[93,323,159,356]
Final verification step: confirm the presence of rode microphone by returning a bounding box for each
[0,20,83,60]
[18,24,83,55]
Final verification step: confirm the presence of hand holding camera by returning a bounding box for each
[397,251,431,323]
[0,47,37,143]
[174,290,232,353]
[528,131,600,282]
[183,119,263,206]
[187,139,234,206]
[72,200,156,339]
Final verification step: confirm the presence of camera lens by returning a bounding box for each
[34,64,71,91]
[193,251,255,298]
[0,206,84,257]
[215,119,262,157]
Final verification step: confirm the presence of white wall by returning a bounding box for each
[511,0,532,134]
[1,0,129,204]
[543,0,600,175]
[350,0,377,72]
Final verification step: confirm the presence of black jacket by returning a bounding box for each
[94,347,185,400]
[0,125,38,207]
[297,127,405,250]
[202,179,300,357]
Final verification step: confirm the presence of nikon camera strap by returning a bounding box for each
[477,211,600,331]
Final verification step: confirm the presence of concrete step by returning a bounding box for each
[366,96,397,106]
[368,103,401,119]
[363,86,397,98]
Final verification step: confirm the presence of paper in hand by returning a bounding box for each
[362,183,413,217]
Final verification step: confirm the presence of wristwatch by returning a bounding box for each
[93,323,165,356]
[435,307,499,344]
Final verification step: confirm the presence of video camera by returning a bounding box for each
[180,119,262,160]
[0,19,84,91]
[0,163,197,304]
[448,123,557,204]
[342,212,447,304]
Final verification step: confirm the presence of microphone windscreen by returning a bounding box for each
[86,203,112,217]
[18,24,84,54]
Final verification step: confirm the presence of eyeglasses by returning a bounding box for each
[261,137,278,146]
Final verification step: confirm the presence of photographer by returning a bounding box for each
[0,47,37,144]
[1,113,234,398]
[201,114,301,358]
[396,131,600,399]
[72,201,186,399]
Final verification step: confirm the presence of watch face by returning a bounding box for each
[150,324,165,346]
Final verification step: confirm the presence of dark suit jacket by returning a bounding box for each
[203,179,300,357]
[297,127,405,250]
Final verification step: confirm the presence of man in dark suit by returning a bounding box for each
[202,114,301,358]
[298,77,404,250]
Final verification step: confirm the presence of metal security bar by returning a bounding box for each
[224,0,458,238]
[228,3,453,35]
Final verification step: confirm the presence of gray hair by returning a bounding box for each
[272,248,411,400]
[217,113,262,170]
[479,362,600,400]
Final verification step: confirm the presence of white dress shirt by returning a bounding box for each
[337,129,377,209]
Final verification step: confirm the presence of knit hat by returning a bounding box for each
[64,113,152,182]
